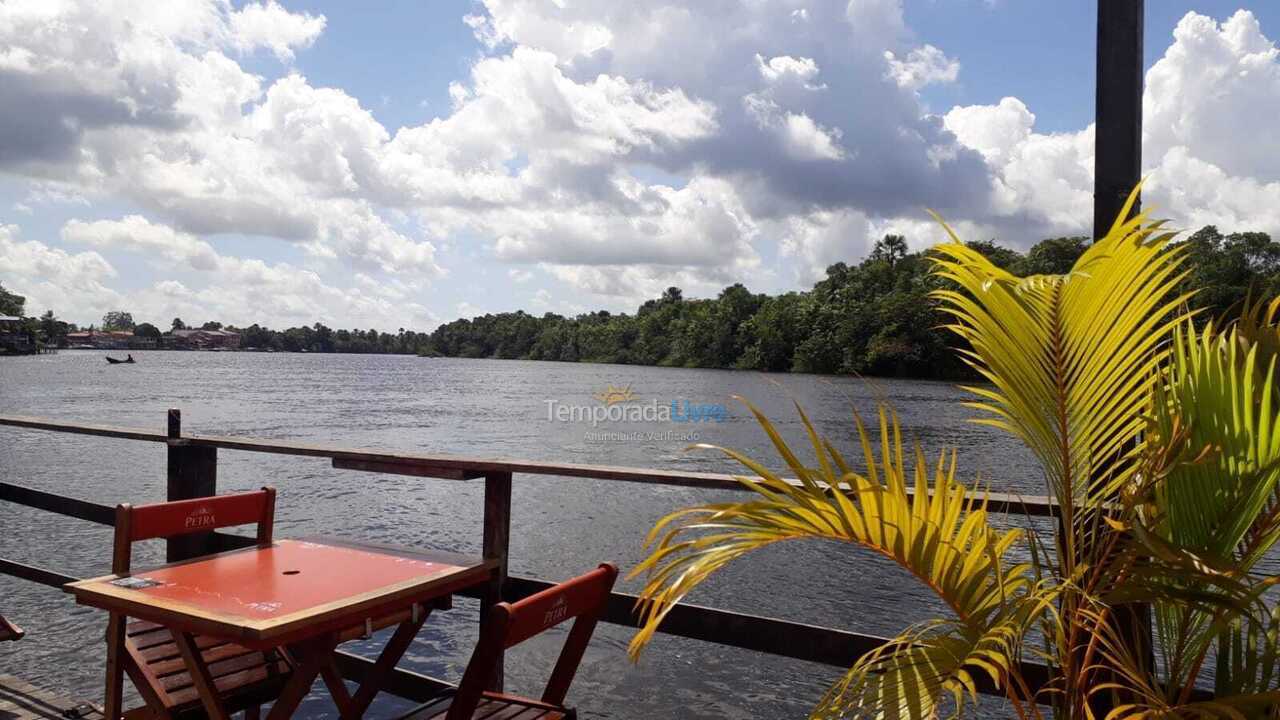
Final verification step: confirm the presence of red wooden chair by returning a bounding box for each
[398,563,619,720]
[105,488,290,720]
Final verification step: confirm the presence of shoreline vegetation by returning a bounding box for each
[4,225,1277,379]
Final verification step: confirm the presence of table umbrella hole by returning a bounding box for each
[282,570,301,575]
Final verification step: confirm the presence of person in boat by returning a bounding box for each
[126,353,133,363]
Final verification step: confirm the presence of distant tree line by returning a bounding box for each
[423,227,1280,378]
[4,225,1278,377]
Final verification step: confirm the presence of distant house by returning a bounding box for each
[165,328,241,350]
[64,331,95,348]
[0,315,32,354]
[64,330,155,350]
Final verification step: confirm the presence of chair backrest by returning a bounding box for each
[449,563,618,718]
[112,488,276,574]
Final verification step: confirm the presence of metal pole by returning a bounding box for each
[1093,0,1144,238]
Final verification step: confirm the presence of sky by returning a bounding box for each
[1,0,1279,331]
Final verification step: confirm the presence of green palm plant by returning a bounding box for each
[628,187,1280,719]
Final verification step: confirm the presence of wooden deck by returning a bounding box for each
[0,675,102,720]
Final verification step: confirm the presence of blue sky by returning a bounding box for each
[1,1,1278,330]
[278,1,1280,135]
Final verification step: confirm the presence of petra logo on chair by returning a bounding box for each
[184,506,216,529]
[542,595,568,628]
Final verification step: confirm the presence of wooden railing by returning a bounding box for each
[0,410,1063,706]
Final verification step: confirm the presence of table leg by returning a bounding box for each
[318,655,355,717]
[344,609,432,718]
[172,632,232,720]
[265,637,333,720]
[104,614,126,720]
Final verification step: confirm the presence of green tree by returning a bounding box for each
[1018,235,1089,275]
[0,283,26,317]
[171,317,187,331]
[39,310,67,346]
[101,311,135,331]
[739,292,810,371]
[133,322,161,339]
[964,239,1022,271]
[1180,226,1280,321]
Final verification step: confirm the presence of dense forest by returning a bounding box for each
[5,225,1278,378]
[423,226,1280,378]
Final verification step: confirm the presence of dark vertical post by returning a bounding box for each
[1093,0,1144,238]
[165,409,218,561]
[1094,2,1155,710]
[481,471,512,692]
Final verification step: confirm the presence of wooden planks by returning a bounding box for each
[397,692,567,720]
[0,674,103,719]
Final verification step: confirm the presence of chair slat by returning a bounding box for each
[157,648,271,691]
[128,490,271,542]
[134,630,225,657]
[148,643,256,678]
[163,660,290,708]
[125,619,163,636]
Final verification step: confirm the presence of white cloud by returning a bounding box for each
[885,45,960,90]
[544,264,733,307]
[1145,10,1280,183]
[5,2,1280,327]
[0,224,121,317]
[456,301,485,317]
[54,216,438,328]
[62,215,222,272]
[756,54,824,88]
[228,1,326,61]
[943,98,1094,235]
[939,10,1280,243]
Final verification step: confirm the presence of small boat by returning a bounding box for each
[105,354,136,364]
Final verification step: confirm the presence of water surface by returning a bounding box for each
[0,351,1043,718]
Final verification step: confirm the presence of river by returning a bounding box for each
[0,350,1043,718]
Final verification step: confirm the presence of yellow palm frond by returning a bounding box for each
[628,399,1039,718]
[929,186,1192,533]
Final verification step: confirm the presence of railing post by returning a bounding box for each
[481,471,512,691]
[165,409,218,562]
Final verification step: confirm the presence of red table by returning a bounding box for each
[67,537,495,719]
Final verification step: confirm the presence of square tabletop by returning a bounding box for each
[66,537,495,648]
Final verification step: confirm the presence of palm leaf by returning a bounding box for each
[930,188,1191,551]
[628,400,1039,718]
